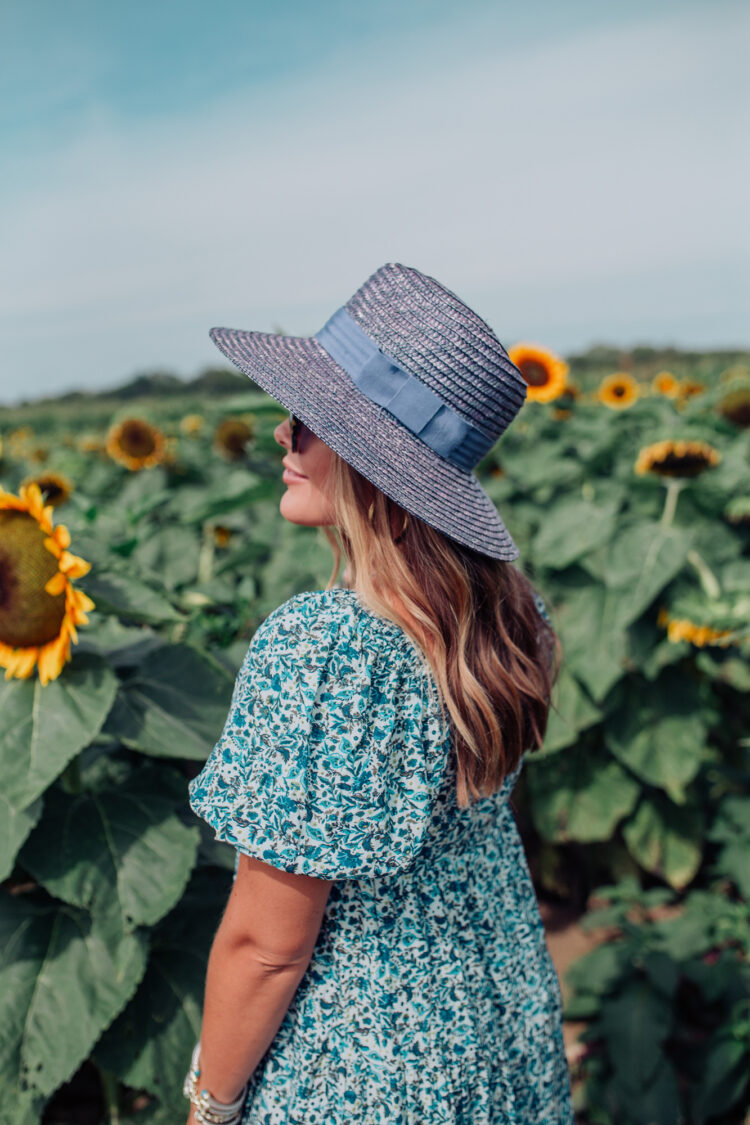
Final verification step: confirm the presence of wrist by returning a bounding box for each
[183,1041,248,1125]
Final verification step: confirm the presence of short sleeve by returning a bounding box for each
[188,590,450,880]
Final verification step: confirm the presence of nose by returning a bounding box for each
[274,417,292,450]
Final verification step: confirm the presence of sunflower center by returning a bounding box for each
[653,452,711,478]
[118,421,157,457]
[613,385,626,397]
[520,361,551,388]
[0,511,66,647]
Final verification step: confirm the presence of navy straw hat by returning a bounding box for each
[209,263,529,560]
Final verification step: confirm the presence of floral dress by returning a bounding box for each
[188,586,574,1125]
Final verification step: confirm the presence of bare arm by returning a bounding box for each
[185,853,333,1119]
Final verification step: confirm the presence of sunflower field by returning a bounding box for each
[0,348,748,1125]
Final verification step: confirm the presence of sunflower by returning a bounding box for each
[212,525,233,548]
[180,413,205,436]
[656,607,734,648]
[552,407,572,421]
[652,371,680,398]
[725,496,750,526]
[634,438,721,478]
[597,372,640,409]
[214,417,254,460]
[0,484,95,684]
[507,343,569,403]
[22,471,74,507]
[718,386,750,429]
[106,418,167,471]
[676,379,706,401]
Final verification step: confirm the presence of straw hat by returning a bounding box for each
[209,263,528,560]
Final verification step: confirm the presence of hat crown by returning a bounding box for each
[345,263,527,441]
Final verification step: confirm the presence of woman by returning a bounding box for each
[185,263,574,1124]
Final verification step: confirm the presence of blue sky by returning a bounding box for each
[1,0,748,402]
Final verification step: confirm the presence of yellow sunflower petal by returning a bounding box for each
[45,572,67,596]
[58,551,92,578]
[0,645,39,680]
[37,633,71,686]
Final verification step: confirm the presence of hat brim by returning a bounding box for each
[209,326,520,561]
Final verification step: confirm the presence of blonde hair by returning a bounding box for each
[320,452,561,808]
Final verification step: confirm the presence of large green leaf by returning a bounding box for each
[0,893,147,1099]
[539,664,603,756]
[533,498,619,570]
[598,977,673,1089]
[174,470,263,524]
[131,526,200,590]
[623,793,704,889]
[0,654,118,812]
[604,670,709,803]
[554,579,628,701]
[21,770,199,933]
[605,520,694,630]
[96,868,231,1110]
[526,746,640,842]
[104,643,234,759]
[80,572,182,624]
[0,1082,47,1125]
[0,795,42,882]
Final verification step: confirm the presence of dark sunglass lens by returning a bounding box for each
[289,412,301,452]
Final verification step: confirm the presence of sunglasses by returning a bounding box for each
[289,411,305,453]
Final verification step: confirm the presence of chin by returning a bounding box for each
[280,488,334,528]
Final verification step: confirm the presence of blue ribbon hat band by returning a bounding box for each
[314,307,496,471]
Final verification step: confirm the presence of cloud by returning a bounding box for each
[1,0,748,399]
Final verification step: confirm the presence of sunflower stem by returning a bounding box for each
[659,479,684,528]
[198,524,215,585]
[686,549,722,600]
[98,1066,121,1125]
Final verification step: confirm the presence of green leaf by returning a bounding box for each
[527,746,640,842]
[21,770,199,933]
[598,978,675,1099]
[693,1023,750,1121]
[533,499,619,570]
[79,572,182,624]
[0,654,118,812]
[104,644,234,760]
[604,670,709,803]
[0,795,42,882]
[131,526,200,590]
[623,793,704,889]
[598,519,694,630]
[174,470,262,524]
[0,892,147,1099]
[565,941,629,1002]
[554,577,628,701]
[0,1081,47,1125]
[540,665,602,755]
[96,868,231,1108]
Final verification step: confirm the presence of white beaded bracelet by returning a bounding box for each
[183,1041,248,1125]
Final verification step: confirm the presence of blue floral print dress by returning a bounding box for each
[188,586,574,1125]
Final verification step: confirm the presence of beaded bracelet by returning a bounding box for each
[183,1041,248,1125]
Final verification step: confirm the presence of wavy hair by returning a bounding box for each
[320,452,561,808]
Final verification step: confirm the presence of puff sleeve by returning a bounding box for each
[188,590,450,880]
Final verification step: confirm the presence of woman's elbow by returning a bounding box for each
[214,917,319,974]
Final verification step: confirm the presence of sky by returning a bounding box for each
[1,0,748,404]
